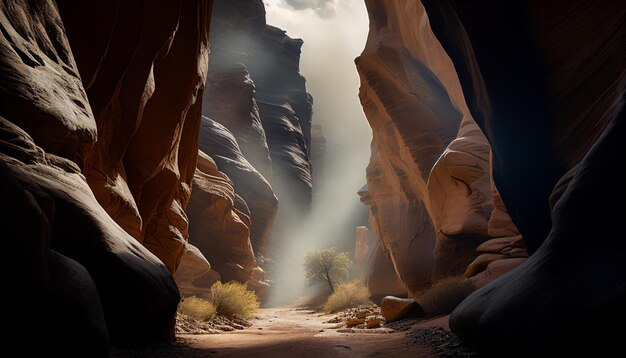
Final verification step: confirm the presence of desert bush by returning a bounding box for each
[209,281,260,319]
[324,281,371,312]
[416,277,475,317]
[178,296,217,321]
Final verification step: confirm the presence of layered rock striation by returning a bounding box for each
[420,0,626,354]
[356,0,520,297]
[200,116,278,252]
[57,0,212,272]
[208,0,313,255]
[187,151,269,298]
[1,0,213,351]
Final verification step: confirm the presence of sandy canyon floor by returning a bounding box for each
[112,308,455,357]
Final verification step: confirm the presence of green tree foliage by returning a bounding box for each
[304,247,352,292]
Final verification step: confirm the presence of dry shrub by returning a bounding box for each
[210,281,260,319]
[324,281,371,312]
[178,296,216,321]
[416,277,475,317]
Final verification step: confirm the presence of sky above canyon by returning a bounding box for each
[265,0,371,172]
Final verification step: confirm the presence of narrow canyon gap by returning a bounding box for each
[0,0,623,356]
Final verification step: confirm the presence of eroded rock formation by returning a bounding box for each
[187,151,269,298]
[1,0,213,351]
[356,0,519,297]
[420,0,626,354]
[199,117,278,255]
[199,112,278,255]
[203,63,272,178]
[208,0,313,255]
[57,0,212,272]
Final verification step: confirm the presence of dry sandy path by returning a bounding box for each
[179,307,435,357]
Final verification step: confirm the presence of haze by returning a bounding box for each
[264,0,372,304]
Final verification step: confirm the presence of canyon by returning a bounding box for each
[1,0,623,356]
[356,0,524,301]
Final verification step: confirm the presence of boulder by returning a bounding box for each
[346,319,366,328]
[366,318,383,329]
[452,116,625,354]
[1,158,107,356]
[380,296,424,322]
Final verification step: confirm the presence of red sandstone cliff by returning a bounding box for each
[356,0,522,298]
[0,0,213,352]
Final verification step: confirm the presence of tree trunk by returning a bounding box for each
[323,265,334,292]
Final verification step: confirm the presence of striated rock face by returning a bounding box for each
[0,0,96,161]
[356,0,517,295]
[422,0,624,254]
[1,0,214,349]
[57,0,212,272]
[197,113,277,256]
[203,63,272,179]
[0,120,179,346]
[209,0,313,254]
[187,151,269,298]
[421,0,626,354]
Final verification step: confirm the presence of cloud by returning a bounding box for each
[282,0,338,19]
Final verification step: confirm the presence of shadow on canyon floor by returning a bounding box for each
[111,308,477,358]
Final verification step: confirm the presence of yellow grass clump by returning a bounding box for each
[210,281,260,319]
[324,281,371,312]
[416,277,476,317]
[178,296,217,321]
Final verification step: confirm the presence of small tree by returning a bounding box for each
[304,247,352,292]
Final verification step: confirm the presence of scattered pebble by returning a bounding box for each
[408,326,478,357]
[175,313,252,335]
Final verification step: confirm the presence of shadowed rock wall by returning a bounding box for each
[1,0,213,351]
[208,0,313,257]
[356,0,520,297]
[419,0,625,354]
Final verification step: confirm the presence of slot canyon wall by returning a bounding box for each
[1,1,315,350]
[1,0,212,353]
[193,0,314,290]
[356,0,522,300]
[421,0,625,354]
[359,0,625,354]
